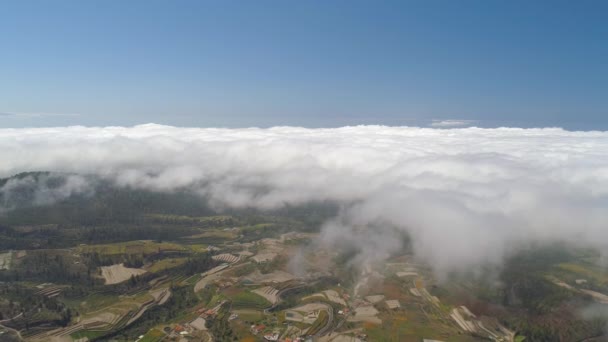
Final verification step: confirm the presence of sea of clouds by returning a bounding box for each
[2,124,608,273]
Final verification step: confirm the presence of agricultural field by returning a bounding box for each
[6,233,602,342]
[77,240,187,255]
[100,263,147,285]
[229,290,272,310]
[0,251,13,270]
[144,214,238,227]
[555,262,608,287]
[182,229,240,243]
[0,180,607,342]
[145,257,188,273]
[139,328,165,342]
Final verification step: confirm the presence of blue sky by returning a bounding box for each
[0,0,606,129]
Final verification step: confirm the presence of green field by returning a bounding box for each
[67,292,121,314]
[306,310,328,335]
[139,328,165,342]
[145,214,238,226]
[365,316,479,342]
[233,309,264,322]
[230,291,271,310]
[556,262,608,285]
[147,257,188,273]
[78,240,186,255]
[240,223,275,232]
[184,230,239,241]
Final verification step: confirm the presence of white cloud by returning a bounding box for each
[1,123,608,273]
[430,119,477,127]
[0,174,93,213]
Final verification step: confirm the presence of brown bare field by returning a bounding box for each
[100,263,147,285]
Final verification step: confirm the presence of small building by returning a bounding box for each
[251,324,266,335]
[385,300,401,309]
[264,332,279,341]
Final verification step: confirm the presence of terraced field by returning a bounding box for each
[252,286,279,304]
[230,290,272,310]
[78,240,186,255]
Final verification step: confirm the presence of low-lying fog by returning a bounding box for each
[2,124,608,274]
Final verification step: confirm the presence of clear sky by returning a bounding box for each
[0,0,606,129]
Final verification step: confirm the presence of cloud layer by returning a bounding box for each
[2,124,608,272]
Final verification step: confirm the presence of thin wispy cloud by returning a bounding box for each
[430,119,478,128]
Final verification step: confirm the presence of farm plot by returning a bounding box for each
[323,290,347,306]
[347,306,381,325]
[230,291,271,310]
[79,240,186,255]
[0,251,12,270]
[244,270,296,284]
[101,263,147,285]
[146,257,187,273]
[0,252,13,270]
[212,253,240,264]
[285,303,331,325]
[252,286,280,304]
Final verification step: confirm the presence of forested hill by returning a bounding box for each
[0,171,337,249]
[0,172,215,226]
